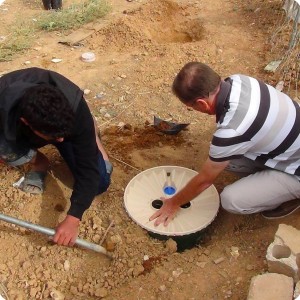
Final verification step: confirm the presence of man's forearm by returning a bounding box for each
[170,174,213,206]
[169,158,229,206]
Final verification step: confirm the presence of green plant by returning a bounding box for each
[0,0,110,61]
[0,23,36,62]
[36,0,110,31]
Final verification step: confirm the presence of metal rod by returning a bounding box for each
[0,213,112,258]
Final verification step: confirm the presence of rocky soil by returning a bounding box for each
[0,0,299,299]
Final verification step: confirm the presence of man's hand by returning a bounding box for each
[53,215,80,246]
[149,198,180,227]
[149,159,229,227]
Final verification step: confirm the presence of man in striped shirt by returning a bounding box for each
[150,62,300,226]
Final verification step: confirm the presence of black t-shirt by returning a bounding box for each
[18,99,101,219]
[0,68,102,219]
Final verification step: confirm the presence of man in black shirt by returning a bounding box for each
[0,67,112,246]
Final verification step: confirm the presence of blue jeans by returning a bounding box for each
[0,133,37,166]
[54,141,111,195]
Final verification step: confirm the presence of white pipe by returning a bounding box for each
[0,213,112,258]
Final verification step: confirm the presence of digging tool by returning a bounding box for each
[0,213,112,258]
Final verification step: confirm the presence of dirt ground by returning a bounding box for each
[0,0,299,299]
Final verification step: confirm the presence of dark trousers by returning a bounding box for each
[54,141,111,195]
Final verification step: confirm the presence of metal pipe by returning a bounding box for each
[0,213,112,258]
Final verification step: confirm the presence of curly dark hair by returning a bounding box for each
[18,84,75,138]
[172,62,221,104]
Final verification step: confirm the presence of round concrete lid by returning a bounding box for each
[81,52,96,62]
[124,166,220,236]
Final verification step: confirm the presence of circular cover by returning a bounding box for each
[124,166,220,236]
[81,52,96,62]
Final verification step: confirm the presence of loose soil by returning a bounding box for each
[0,0,298,299]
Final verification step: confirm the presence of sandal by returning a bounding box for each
[20,171,47,194]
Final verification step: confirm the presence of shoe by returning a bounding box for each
[261,199,300,219]
[19,171,47,194]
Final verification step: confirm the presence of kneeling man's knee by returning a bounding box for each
[96,172,111,195]
[97,176,110,195]
[220,186,245,214]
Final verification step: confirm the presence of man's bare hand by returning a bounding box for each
[149,198,179,227]
[53,215,80,246]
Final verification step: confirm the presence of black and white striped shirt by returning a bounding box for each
[209,74,300,178]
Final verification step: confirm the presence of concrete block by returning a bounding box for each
[247,273,293,300]
[266,224,300,282]
[294,281,300,298]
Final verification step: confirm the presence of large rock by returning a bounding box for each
[266,224,300,282]
[247,273,293,300]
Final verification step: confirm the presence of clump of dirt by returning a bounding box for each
[89,0,204,51]
[103,124,186,159]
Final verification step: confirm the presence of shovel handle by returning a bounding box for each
[0,213,112,258]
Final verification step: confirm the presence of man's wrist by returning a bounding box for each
[67,203,85,220]
[65,215,81,225]
[169,196,181,206]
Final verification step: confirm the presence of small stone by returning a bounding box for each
[110,234,122,244]
[159,285,166,292]
[51,58,63,63]
[50,289,65,300]
[203,249,210,256]
[29,287,39,298]
[70,286,78,294]
[230,246,239,258]
[63,260,70,271]
[196,262,207,268]
[22,260,31,269]
[96,93,105,99]
[264,60,281,72]
[99,107,107,114]
[275,81,284,91]
[172,268,183,278]
[95,287,108,298]
[213,257,225,264]
[236,276,243,283]
[105,240,115,251]
[165,239,177,254]
[84,89,91,95]
[133,265,144,277]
